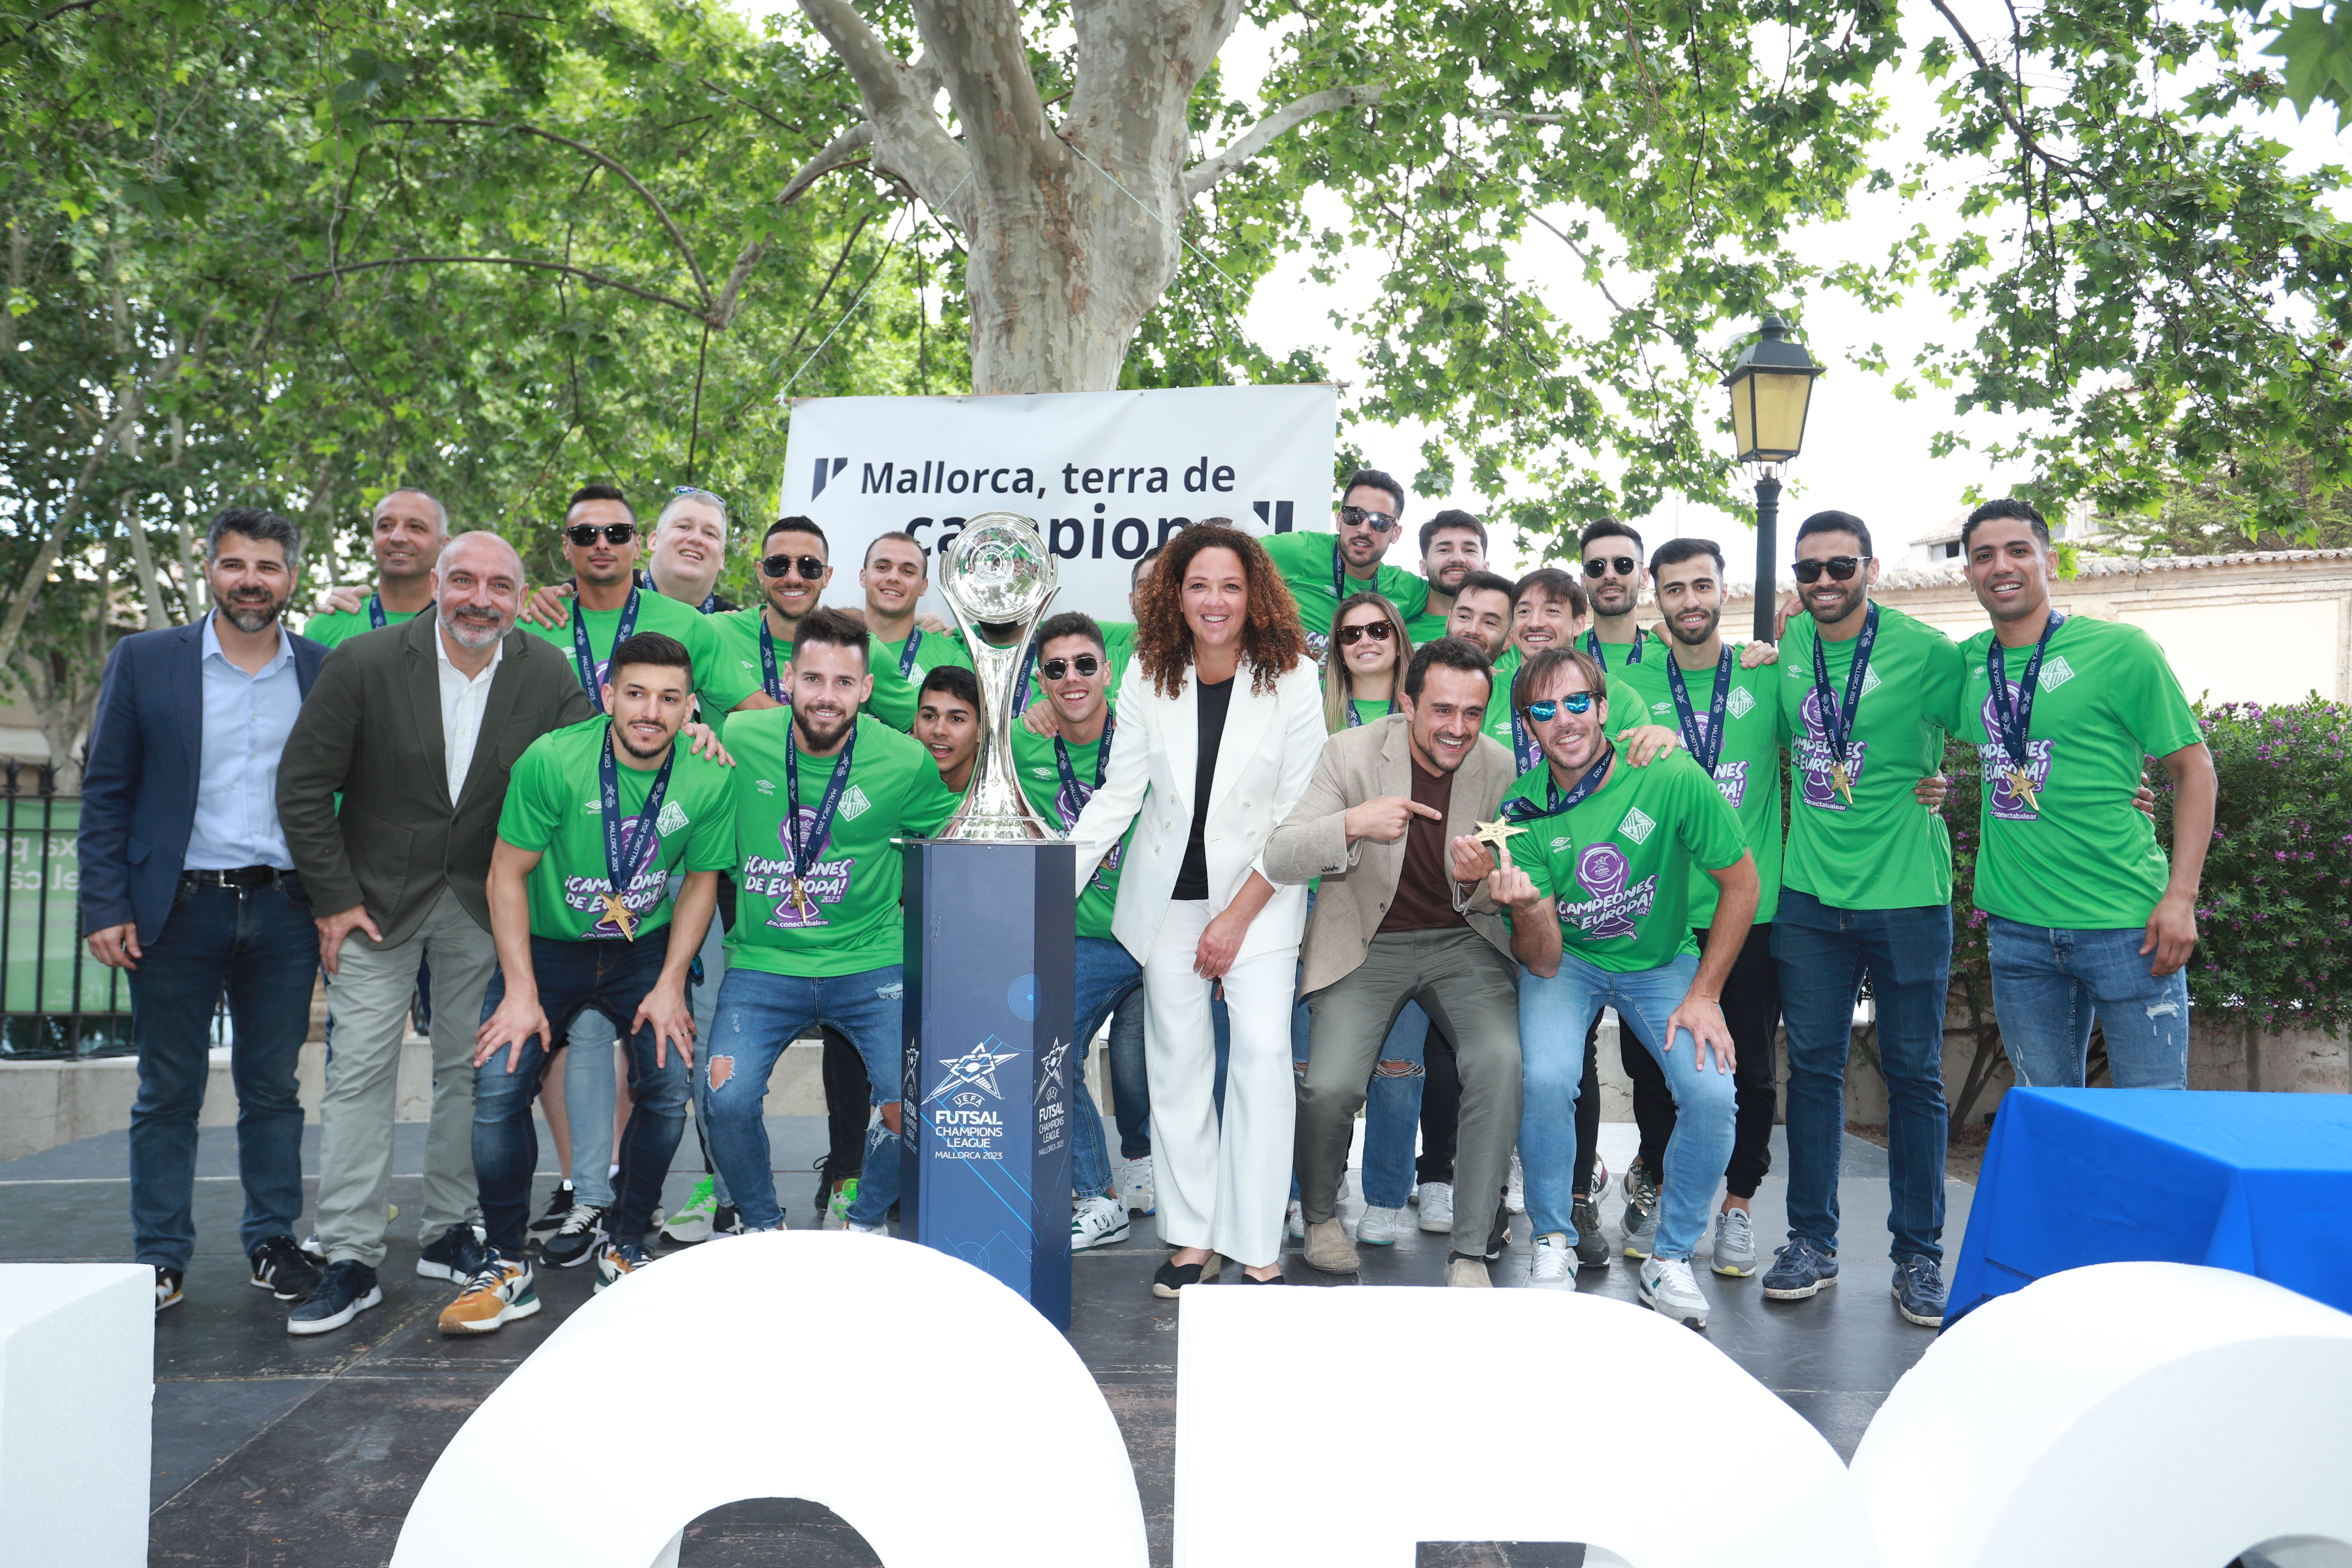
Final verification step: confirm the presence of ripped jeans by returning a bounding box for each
[1987,919,2191,1090]
[704,965,905,1231]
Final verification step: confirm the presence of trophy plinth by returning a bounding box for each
[935,511,1059,841]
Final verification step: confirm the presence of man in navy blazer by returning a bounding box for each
[80,508,330,1315]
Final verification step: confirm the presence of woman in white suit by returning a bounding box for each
[1068,522,1326,1291]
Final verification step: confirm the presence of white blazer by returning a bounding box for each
[1068,653,1327,968]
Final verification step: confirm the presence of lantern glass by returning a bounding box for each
[1724,316,1821,464]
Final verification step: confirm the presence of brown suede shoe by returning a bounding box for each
[1446,1256,1493,1287]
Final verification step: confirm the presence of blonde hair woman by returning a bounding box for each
[1320,590,1412,734]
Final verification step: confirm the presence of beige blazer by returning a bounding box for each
[1263,713,1516,995]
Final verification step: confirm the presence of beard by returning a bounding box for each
[618,723,678,763]
[1808,580,1868,626]
[219,588,288,634]
[440,604,509,649]
[1668,604,1721,646]
[793,703,855,753]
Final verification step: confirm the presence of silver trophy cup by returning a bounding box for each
[934,511,1060,841]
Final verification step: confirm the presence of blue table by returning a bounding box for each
[1949,1087,2352,1325]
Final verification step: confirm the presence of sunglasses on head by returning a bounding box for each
[1335,620,1395,647]
[1525,692,1597,721]
[1791,555,1866,583]
[669,485,724,505]
[1040,654,1100,681]
[1583,555,1638,579]
[761,553,828,581]
[564,522,637,547]
[1338,505,1399,534]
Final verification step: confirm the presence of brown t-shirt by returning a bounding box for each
[1377,752,1468,934]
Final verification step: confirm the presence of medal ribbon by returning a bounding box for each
[1501,742,1616,825]
[784,722,858,896]
[1345,698,1394,730]
[1583,629,1645,663]
[569,582,642,714]
[1508,708,1544,773]
[599,724,675,940]
[1666,648,1734,774]
[898,627,924,680]
[758,616,792,705]
[1987,611,2066,778]
[1053,711,1115,818]
[1807,602,1879,783]
[368,595,387,631]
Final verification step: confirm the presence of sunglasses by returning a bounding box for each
[1525,692,1597,720]
[1583,556,1638,579]
[761,553,828,581]
[1338,505,1399,534]
[1791,555,1866,583]
[1040,655,1101,681]
[1335,621,1396,648]
[669,485,725,506]
[564,522,637,547]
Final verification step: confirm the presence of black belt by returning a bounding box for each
[182,866,290,889]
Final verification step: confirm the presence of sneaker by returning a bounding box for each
[1621,1204,1658,1260]
[843,1219,886,1235]
[663,1177,719,1244]
[827,1179,859,1228]
[1415,1182,1454,1234]
[1355,1205,1403,1246]
[1529,1235,1578,1291]
[1761,1237,1840,1301]
[1118,1156,1156,1217]
[416,1224,489,1283]
[1712,1207,1757,1277]
[596,1239,652,1292]
[297,1234,328,1265]
[437,1253,541,1335]
[541,1203,607,1268]
[1571,1197,1611,1268]
[154,1266,184,1313]
[1620,1161,1660,1250]
[249,1235,322,1302]
[1638,1255,1710,1329]
[1505,1151,1527,1215]
[287,1260,381,1335]
[712,1203,744,1239]
[1070,1193,1130,1251]
[1892,1254,1948,1327]
[1286,1199,1306,1241]
[527,1181,576,1241]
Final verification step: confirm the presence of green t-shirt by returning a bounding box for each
[1481,646,1530,762]
[1011,714,1127,941]
[1404,601,1452,648]
[1347,697,1395,730]
[864,628,975,732]
[303,602,421,648]
[1099,621,1138,692]
[1948,616,2201,930]
[1502,750,1749,972]
[723,711,962,978]
[518,588,758,716]
[1777,604,1964,911]
[1260,531,1431,654]
[1610,650,1789,927]
[495,718,737,943]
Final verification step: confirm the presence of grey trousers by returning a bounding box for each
[1297,928,1522,1259]
[314,887,498,1267]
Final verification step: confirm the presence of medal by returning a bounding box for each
[1473,817,1529,859]
[570,582,643,714]
[1987,612,2064,817]
[1829,760,1854,805]
[597,722,674,942]
[788,877,811,917]
[1666,645,1733,775]
[1808,603,1878,809]
[598,891,639,941]
[782,721,858,921]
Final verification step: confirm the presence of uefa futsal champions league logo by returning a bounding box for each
[1795,687,1866,811]
[1978,682,2055,821]
[924,1036,1021,1162]
[1557,842,1652,940]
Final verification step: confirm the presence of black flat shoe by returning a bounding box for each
[1231,1270,1286,1284]
[1151,1256,1222,1298]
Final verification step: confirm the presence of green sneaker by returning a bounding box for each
[661,1176,719,1244]
[827,1177,859,1228]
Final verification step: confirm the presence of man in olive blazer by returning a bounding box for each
[274,531,591,1328]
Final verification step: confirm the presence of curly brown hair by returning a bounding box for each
[1131,521,1308,698]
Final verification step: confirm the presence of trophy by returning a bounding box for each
[935,511,1060,841]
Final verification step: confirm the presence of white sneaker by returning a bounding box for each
[1118,1156,1156,1216]
[1622,1204,1658,1260]
[1416,1182,1454,1234]
[1355,1206,1403,1246]
[1529,1234,1578,1290]
[1639,1255,1710,1329]
[1712,1206,1757,1277]
[1506,1151,1527,1215]
[1070,1193,1130,1251]
[842,1219,887,1235]
[1286,1199,1306,1241]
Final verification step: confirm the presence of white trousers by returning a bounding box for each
[1141,900,1297,1268]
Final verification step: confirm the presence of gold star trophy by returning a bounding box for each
[2004,765,2040,814]
[1473,817,1529,863]
[599,891,639,941]
[1829,759,1854,806]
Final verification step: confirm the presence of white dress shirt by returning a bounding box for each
[184,612,302,870]
[435,625,502,803]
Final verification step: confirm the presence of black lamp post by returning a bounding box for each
[1724,316,1823,641]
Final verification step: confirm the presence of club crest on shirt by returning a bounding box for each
[563,811,666,936]
[1618,807,1656,844]
[1977,683,2055,822]
[1726,685,1757,719]
[747,807,854,928]
[1556,842,1652,940]
[1794,686,1868,812]
[2040,655,2076,691]
[655,799,689,836]
[838,784,872,822]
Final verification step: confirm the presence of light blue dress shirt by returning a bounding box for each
[182,611,302,871]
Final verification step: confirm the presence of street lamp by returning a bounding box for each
[1724,315,1822,641]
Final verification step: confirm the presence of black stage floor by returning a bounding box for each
[0,1118,1972,1566]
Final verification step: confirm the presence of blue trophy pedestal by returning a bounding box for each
[901,840,1077,1329]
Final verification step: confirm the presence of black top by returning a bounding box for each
[1173,674,1236,900]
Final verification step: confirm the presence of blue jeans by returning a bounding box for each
[1772,889,1952,1263]
[1988,918,2190,1089]
[472,936,689,1254]
[126,877,316,1272]
[566,911,731,1208]
[705,965,904,1230]
[1070,937,1147,1197]
[1519,951,1733,1260]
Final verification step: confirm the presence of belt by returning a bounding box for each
[182,866,291,889]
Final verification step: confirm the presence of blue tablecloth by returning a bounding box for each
[1948,1087,2352,1325]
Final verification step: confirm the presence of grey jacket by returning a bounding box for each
[1263,714,1517,995]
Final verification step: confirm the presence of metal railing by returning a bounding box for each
[0,762,133,1058]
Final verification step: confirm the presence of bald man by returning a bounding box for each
[277,531,600,1333]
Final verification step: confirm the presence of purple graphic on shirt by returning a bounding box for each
[1977,683,2054,822]
[566,812,664,937]
[1712,759,1750,809]
[759,806,853,929]
[1795,686,1868,812]
[1555,842,1653,941]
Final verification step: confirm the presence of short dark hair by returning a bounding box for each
[606,631,694,681]
[1578,518,1643,556]
[1649,537,1726,579]
[1795,510,1873,558]
[862,529,925,570]
[1132,544,1163,587]
[1418,508,1488,557]
[1452,569,1517,606]
[1403,636,1494,702]
[918,664,980,712]
[1514,566,1588,619]
[1962,497,2050,551]
[1341,467,1406,517]
[1514,645,1608,720]
[205,507,301,569]
[567,483,634,523]
[764,515,828,554]
[1035,611,1106,656]
[792,606,867,663]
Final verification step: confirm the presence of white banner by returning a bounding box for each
[778,386,1338,623]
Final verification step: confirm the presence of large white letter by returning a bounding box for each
[0,1263,153,1568]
